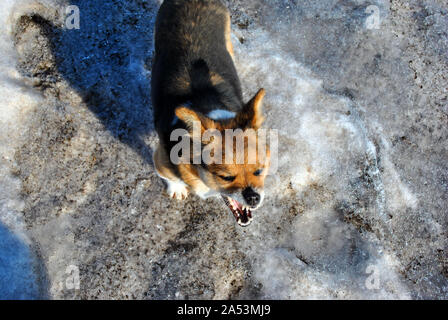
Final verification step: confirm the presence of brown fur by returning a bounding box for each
[178,163,211,195]
[153,143,179,182]
[204,138,270,193]
[224,13,234,58]
[210,72,225,86]
[175,89,266,133]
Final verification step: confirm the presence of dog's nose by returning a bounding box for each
[242,188,260,207]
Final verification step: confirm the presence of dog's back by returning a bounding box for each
[151,0,243,144]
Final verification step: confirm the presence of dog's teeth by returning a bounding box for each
[238,220,250,227]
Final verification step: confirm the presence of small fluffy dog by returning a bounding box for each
[151,0,270,226]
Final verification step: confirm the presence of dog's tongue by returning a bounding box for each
[222,196,253,227]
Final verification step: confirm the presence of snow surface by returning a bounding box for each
[0,0,43,300]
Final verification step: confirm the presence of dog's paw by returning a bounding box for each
[166,180,189,200]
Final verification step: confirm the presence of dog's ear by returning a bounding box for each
[237,88,266,130]
[175,106,216,134]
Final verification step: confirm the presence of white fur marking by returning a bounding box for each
[165,179,188,200]
[207,109,236,121]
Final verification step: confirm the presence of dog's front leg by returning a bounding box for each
[153,143,189,200]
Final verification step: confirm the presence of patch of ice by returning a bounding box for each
[232,24,411,298]
[0,0,50,299]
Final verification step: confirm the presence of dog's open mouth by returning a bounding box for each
[222,195,253,227]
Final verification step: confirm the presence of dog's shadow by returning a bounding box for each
[48,0,159,164]
[0,223,49,299]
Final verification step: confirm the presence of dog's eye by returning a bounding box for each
[219,175,236,182]
[254,169,263,176]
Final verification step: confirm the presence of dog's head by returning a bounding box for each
[175,89,270,226]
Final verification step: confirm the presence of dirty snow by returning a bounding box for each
[0,0,447,299]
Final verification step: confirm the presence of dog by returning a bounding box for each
[151,0,270,226]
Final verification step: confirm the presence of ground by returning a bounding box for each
[0,0,446,299]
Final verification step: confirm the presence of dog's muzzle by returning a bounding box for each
[222,195,257,227]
